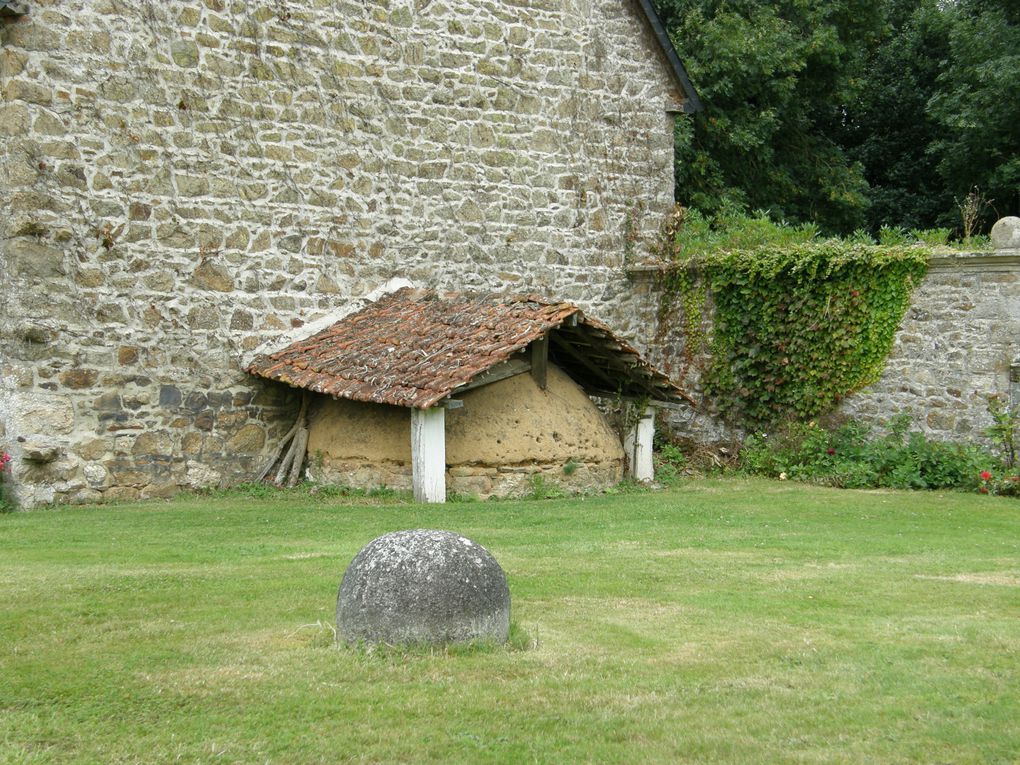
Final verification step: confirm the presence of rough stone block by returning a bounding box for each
[15,396,75,435]
[190,260,235,292]
[7,239,66,279]
[59,368,99,390]
[0,103,30,135]
[171,40,200,67]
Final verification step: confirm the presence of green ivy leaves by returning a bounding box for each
[671,241,928,429]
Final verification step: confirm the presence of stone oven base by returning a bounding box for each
[308,458,624,500]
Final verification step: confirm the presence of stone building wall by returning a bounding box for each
[0,1,686,505]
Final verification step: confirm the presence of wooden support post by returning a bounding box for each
[623,405,656,482]
[530,334,548,390]
[411,406,446,503]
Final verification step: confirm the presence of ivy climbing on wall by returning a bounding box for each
[656,209,929,430]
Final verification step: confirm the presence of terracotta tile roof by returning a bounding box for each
[247,288,690,409]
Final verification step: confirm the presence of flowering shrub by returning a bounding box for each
[979,469,1020,498]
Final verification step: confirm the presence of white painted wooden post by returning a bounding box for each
[624,405,656,482]
[411,406,446,503]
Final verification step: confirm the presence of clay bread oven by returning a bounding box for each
[247,288,688,501]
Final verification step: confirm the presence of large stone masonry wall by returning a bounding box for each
[624,249,1020,449]
[837,250,1019,441]
[0,0,685,506]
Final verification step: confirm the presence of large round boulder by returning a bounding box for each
[336,529,510,645]
[991,216,1020,249]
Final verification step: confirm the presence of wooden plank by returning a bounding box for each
[549,332,617,389]
[553,326,695,406]
[453,357,531,395]
[530,335,549,390]
[411,406,446,503]
[573,329,658,397]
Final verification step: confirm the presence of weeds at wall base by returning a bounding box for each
[736,414,1017,497]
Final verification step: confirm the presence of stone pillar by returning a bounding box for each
[624,405,656,482]
[411,406,446,503]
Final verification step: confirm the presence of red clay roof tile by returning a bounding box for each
[247,288,689,409]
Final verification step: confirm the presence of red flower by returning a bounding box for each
[980,471,993,481]
[826,448,836,456]
[979,486,989,494]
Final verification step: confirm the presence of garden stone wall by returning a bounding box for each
[837,249,1020,442]
[625,248,1020,448]
[0,1,685,506]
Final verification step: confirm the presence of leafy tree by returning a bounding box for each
[927,0,1020,223]
[658,0,884,234]
[839,0,955,232]
[659,0,1019,235]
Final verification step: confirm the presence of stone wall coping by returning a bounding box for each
[624,249,1020,280]
[928,249,1020,271]
[623,262,669,282]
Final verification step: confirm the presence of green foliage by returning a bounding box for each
[878,226,912,246]
[657,0,1018,235]
[840,0,956,233]
[657,210,928,429]
[740,416,996,492]
[657,0,882,234]
[979,470,1020,498]
[672,218,928,428]
[662,207,819,254]
[526,474,567,501]
[909,228,952,247]
[985,396,1018,470]
[927,0,1020,223]
[653,443,688,485]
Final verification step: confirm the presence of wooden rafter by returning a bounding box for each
[549,331,618,390]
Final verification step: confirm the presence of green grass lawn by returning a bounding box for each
[2,479,1018,764]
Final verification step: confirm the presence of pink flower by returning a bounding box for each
[980,471,993,481]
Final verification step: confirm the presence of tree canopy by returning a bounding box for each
[657,0,1020,235]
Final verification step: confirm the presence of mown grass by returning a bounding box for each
[2,479,1018,764]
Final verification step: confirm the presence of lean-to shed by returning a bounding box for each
[247,288,690,501]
